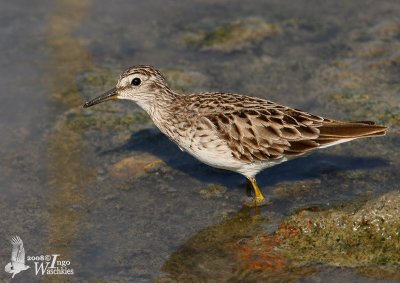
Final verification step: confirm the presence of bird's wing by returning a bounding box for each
[205,105,325,162]
[188,92,386,162]
[10,236,25,264]
[205,104,387,162]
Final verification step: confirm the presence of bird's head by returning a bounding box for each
[83,65,172,112]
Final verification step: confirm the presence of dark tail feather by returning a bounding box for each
[285,120,387,155]
[319,120,387,139]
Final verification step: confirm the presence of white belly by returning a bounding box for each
[176,130,288,178]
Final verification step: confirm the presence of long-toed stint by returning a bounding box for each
[83,65,387,206]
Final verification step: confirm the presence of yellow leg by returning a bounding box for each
[245,177,267,207]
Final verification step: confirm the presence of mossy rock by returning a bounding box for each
[278,191,400,268]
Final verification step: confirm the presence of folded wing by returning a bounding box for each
[206,107,387,162]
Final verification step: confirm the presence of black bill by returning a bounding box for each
[83,87,118,108]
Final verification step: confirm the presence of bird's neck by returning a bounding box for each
[151,89,181,116]
[135,88,178,114]
[149,90,185,137]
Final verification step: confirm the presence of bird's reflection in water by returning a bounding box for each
[157,207,317,282]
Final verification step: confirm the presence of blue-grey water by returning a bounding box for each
[0,1,399,282]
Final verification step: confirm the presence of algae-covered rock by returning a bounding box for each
[183,17,282,52]
[278,191,400,267]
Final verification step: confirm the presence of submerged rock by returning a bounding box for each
[157,209,315,283]
[110,154,165,179]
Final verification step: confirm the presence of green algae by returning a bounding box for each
[376,109,400,127]
[278,191,400,268]
[312,18,400,127]
[67,107,150,132]
[198,184,227,199]
[329,87,400,126]
[183,18,282,52]
[163,68,208,92]
[78,66,117,90]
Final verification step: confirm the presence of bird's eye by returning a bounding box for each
[131,77,141,86]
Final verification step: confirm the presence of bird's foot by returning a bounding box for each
[243,196,269,207]
[244,177,269,207]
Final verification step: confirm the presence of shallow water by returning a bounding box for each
[0,0,399,282]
